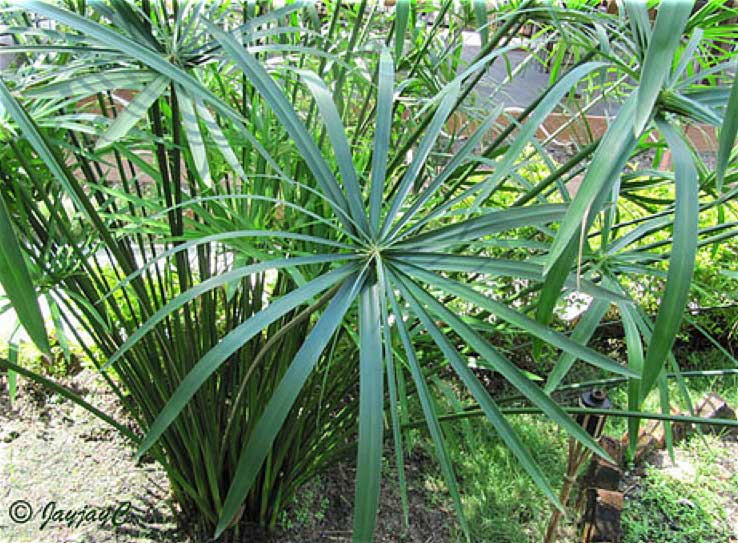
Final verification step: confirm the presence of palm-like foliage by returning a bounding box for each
[1,1,738,541]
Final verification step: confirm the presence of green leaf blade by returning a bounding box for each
[385,271,471,539]
[299,69,368,233]
[639,121,699,400]
[473,61,606,208]
[177,88,211,185]
[353,281,385,542]
[215,273,362,538]
[95,74,169,150]
[105,255,356,369]
[398,263,634,379]
[135,264,358,460]
[370,48,395,234]
[394,0,410,61]
[546,94,638,274]
[716,69,738,191]
[388,267,566,516]
[0,203,49,353]
[380,80,460,239]
[633,1,692,135]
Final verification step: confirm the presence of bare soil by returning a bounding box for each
[0,371,452,543]
[0,371,178,543]
[2,368,735,543]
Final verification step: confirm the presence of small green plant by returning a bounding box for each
[1,2,738,542]
[430,415,568,543]
[277,477,329,532]
[622,461,733,543]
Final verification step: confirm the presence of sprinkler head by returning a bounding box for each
[576,389,612,438]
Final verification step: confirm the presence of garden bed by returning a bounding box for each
[0,372,453,543]
[3,341,737,543]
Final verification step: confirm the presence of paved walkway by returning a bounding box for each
[460,31,619,115]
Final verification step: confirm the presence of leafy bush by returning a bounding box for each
[1,1,738,541]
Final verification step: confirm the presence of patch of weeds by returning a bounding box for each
[604,347,738,441]
[277,477,329,531]
[419,414,567,543]
[622,460,733,543]
[680,349,738,408]
[1,331,84,379]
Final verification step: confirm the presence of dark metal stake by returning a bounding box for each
[544,389,611,543]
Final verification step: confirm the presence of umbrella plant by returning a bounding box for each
[1,1,737,541]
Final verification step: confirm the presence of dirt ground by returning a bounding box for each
[0,371,452,543]
[0,371,178,543]
[2,368,736,543]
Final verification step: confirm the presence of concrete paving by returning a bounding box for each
[460,31,619,115]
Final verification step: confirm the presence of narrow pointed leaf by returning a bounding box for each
[544,296,610,393]
[0,76,93,216]
[473,62,606,208]
[438,407,738,430]
[177,88,210,185]
[535,238,578,359]
[215,274,362,538]
[299,69,368,232]
[394,0,410,60]
[396,204,566,251]
[205,20,354,232]
[633,1,692,135]
[195,100,248,182]
[370,48,394,233]
[639,121,698,400]
[21,2,346,225]
[103,230,354,301]
[716,69,738,191]
[0,192,49,354]
[192,2,307,56]
[376,264,409,524]
[392,269,611,464]
[25,69,154,98]
[95,75,169,150]
[136,264,358,459]
[398,263,634,378]
[473,0,488,45]
[105,255,357,369]
[386,274,470,539]
[546,94,638,274]
[388,267,567,511]
[394,253,631,304]
[380,80,460,238]
[623,0,651,54]
[670,28,703,86]
[353,281,384,542]
[389,105,502,240]
[619,300,644,457]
